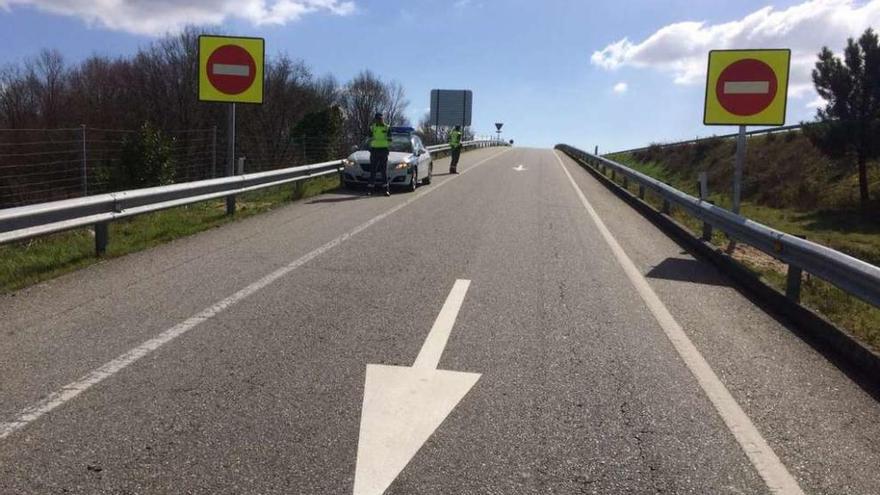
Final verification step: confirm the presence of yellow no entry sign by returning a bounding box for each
[199,35,264,104]
[704,49,790,126]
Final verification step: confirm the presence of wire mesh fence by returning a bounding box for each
[0,127,347,209]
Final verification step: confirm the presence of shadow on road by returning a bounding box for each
[646,257,730,287]
[307,190,367,204]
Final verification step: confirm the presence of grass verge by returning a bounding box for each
[0,174,339,294]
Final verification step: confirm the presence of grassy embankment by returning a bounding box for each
[605,131,880,351]
[0,175,339,293]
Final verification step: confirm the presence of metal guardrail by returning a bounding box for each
[609,124,806,156]
[0,140,500,254]
[556,144,880,310]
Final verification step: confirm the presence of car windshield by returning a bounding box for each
[361,134,413,153]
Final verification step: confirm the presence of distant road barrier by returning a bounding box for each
[0,140,500,255]
[608,124,805,156]
[555,143,880,310]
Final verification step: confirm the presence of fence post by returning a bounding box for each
[81,125,88,196]
[211,126,217,178]
[302,135,308,163]
[95,222,108,256]
[594,145,598,155]
[698,172,708,200]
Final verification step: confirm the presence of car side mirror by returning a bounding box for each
[351,145,359,153]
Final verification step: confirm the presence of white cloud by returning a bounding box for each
[591,0,880,99]
[612,82,628,94]
[806,95,826,109]
[0,0,355,35]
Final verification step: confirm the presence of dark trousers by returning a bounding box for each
[450,147,461,170]
[369,147,389,189]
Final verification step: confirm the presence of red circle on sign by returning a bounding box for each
[716,59,778,116]
[207,45,256,95]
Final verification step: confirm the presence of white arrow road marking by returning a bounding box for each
[354,279,480,495]
[212,63,250,77]
[513,164,526,171]
[723,81,770,94]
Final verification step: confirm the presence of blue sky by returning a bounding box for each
[1,0,878,150]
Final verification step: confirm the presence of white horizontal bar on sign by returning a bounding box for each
[212,64,250,77]
[723,81,770,95]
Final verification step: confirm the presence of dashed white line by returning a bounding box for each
[0,148,510,441]
[553,150,805,495]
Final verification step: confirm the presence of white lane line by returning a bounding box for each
[552,151,805,495]
[0,148,510,441]
[723,81,770,94]
[413,279,471,369]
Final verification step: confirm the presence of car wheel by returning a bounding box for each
[409,167,418,192]
[422,162,433,185]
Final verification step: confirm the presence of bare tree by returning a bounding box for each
[30,49,67,127]
[0,65,38,128]
[339,70,410,147]
[416,112,473,146]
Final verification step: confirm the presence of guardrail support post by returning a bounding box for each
[701,200,715,241]
[638,185,645,199]
[662,199,671,214]
[622,176,628,189]
[95,222,109,256]
[786,264,803,302]
[611,170,616,182]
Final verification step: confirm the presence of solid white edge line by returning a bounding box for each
[412,279,471,370]
[552,151,805,495]
[0,148,511,441]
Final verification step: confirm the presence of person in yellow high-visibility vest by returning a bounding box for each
[448,125,463,174]
[368,113,391,196]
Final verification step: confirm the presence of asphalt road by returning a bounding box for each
[1,147,879,494]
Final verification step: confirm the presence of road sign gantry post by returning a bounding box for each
[199,35,265,215]
[704,49,790,215]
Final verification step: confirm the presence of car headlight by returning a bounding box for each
[393,161,410,170]
[343,159,356,168]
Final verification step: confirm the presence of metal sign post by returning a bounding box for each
[733,125,746,214]
[226,102,236,215]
